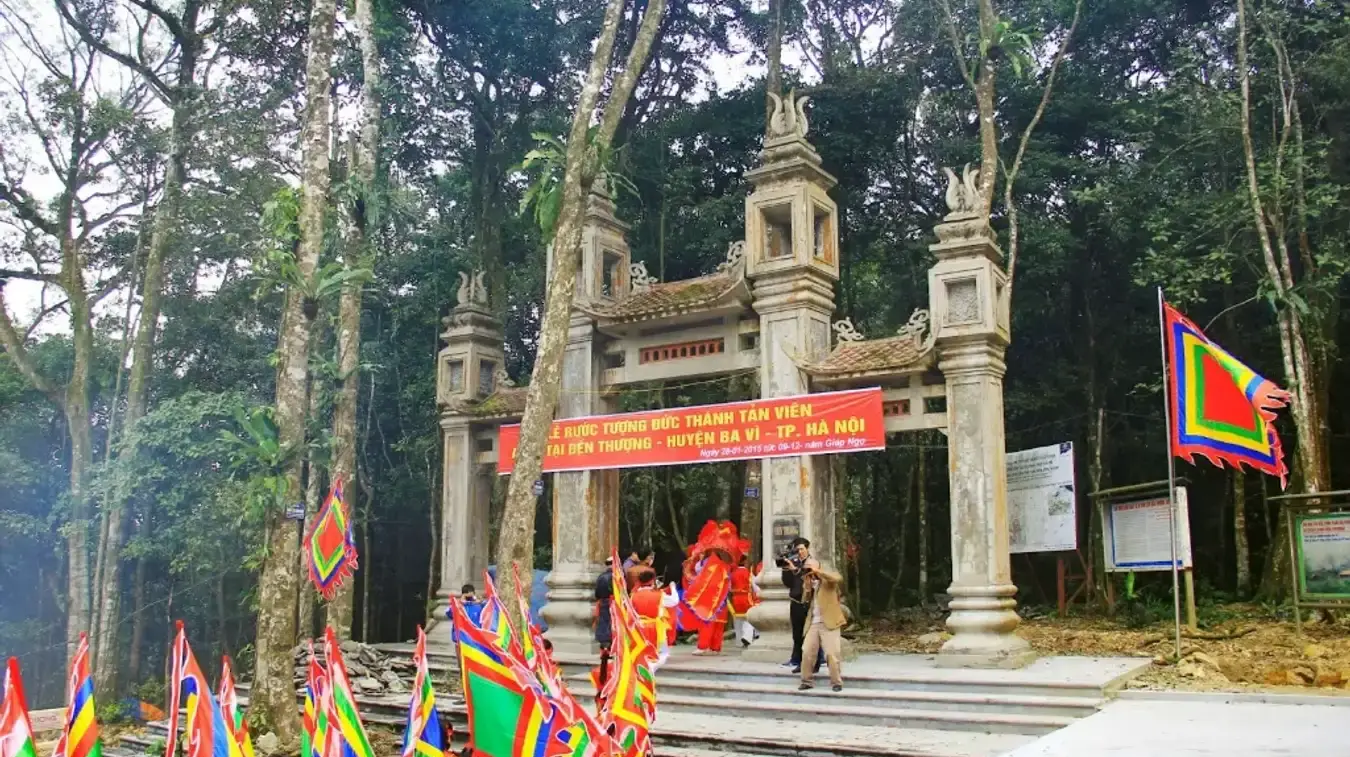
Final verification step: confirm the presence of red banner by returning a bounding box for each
[496,387,885,474]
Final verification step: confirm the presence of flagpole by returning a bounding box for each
[1156,287,1183,662]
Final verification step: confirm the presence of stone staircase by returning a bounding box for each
[371,639,1149,756]
[106,643,1148,757]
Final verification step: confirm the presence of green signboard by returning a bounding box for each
[1295,512,1350,600]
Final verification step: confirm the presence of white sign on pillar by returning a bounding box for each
[1006,442,1077,554]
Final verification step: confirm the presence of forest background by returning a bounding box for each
[1,0,1347,713]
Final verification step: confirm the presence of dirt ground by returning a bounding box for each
[854,603,1350,694]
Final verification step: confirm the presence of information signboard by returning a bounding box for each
[1295,513,1350,601]
[1103,487,1193,571]
[1007,442,1077,554]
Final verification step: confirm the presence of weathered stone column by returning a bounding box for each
[741,91,842,662]
[428,418,491,630]
[540,316,620,654]
[429,275,504,633]
[929,166,1031,668]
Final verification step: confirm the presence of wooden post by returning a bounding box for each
[1183,568,1198,630]
[1056,555,1067,616]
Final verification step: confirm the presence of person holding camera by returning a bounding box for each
[797,557,845,692]
[777,537,823,673]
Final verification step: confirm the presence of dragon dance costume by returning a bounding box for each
[681,521,751,655]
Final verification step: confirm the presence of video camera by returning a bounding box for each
[774,549,806,572]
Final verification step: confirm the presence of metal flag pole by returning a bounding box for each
[1156,287,1183,662]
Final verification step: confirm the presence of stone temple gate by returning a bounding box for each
[431,92,1030,667]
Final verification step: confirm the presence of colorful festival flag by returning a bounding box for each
[0,658,37,757]
[300,645,329,757]
[53,634,101,757]
[400,627,447,757]
[596,551,657,757]
[164,624,243,757]
[217,658,254,757]
[478,572,522,661]
[449,598,582,757]
[306,479,359,599]
[1163,302,1291,488]
[322,628,376,757]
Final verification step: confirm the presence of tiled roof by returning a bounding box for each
[443,386,528,419]
[583,270,747,322]
[805,334,933,377]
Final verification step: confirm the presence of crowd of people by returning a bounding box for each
[591,524,846,693]
[441,521,846,694]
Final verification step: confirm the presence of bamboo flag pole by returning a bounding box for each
[1156,287,1183,662]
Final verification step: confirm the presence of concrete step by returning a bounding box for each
[379,641,1123,703]
[210,683,1035,757]
[567,675,1100,720]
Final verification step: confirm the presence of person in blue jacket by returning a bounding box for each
[446,583,486,642]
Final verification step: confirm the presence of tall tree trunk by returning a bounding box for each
[251,0,335,741]
[84,0,203,701]
[126,551,147,684]
[299,377,322,641]
[1234,0,1331,598]
[64,249,95,660]
[1233,470,1250,595]
[493,0,668,630]
[329,0,380,637]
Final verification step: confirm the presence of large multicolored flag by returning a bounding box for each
[510,564,565,698]
[306,479,359,599]
[217,657,253,757]
[450,598,581,757]
[1163,302,1291,488]
[300,645,329,757]
[0,658,37,757]
[53,634,101,757]
[164,624,244,757]
[400,627,447,757]
[322,629,375,757]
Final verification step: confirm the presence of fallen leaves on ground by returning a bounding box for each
[852,603,1350,694]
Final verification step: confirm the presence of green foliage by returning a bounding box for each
[517,129,639,236]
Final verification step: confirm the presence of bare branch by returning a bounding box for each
[1002,0,1084,285]
[936,0,978,92]
[0,181,60,237]
[0,287,62,400]
[0,268,57,284]
[53,0,173,98]
[23,298,69,341]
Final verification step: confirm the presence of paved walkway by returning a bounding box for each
[1001,692,1350,756]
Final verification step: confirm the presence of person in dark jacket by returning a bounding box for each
[780,538,823,673]
[593,556,616,693]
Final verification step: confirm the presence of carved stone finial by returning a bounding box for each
[630,261,658,292]
[716,240,747,275]
[897,309,931,345]
[494,365,515,389]
[767,89,811,140]
[472,270,488,305]
[942,164,982,216]
[456,271,472,306]
[833,318,865,344]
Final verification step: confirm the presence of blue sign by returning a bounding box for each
[744,486,760,498]
[285,503,306,521]
[532,480,545,497]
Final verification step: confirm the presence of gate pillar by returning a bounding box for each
[742,92,842,662]
[929,168,1032,667]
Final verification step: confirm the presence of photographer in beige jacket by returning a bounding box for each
[797,558,845,692]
